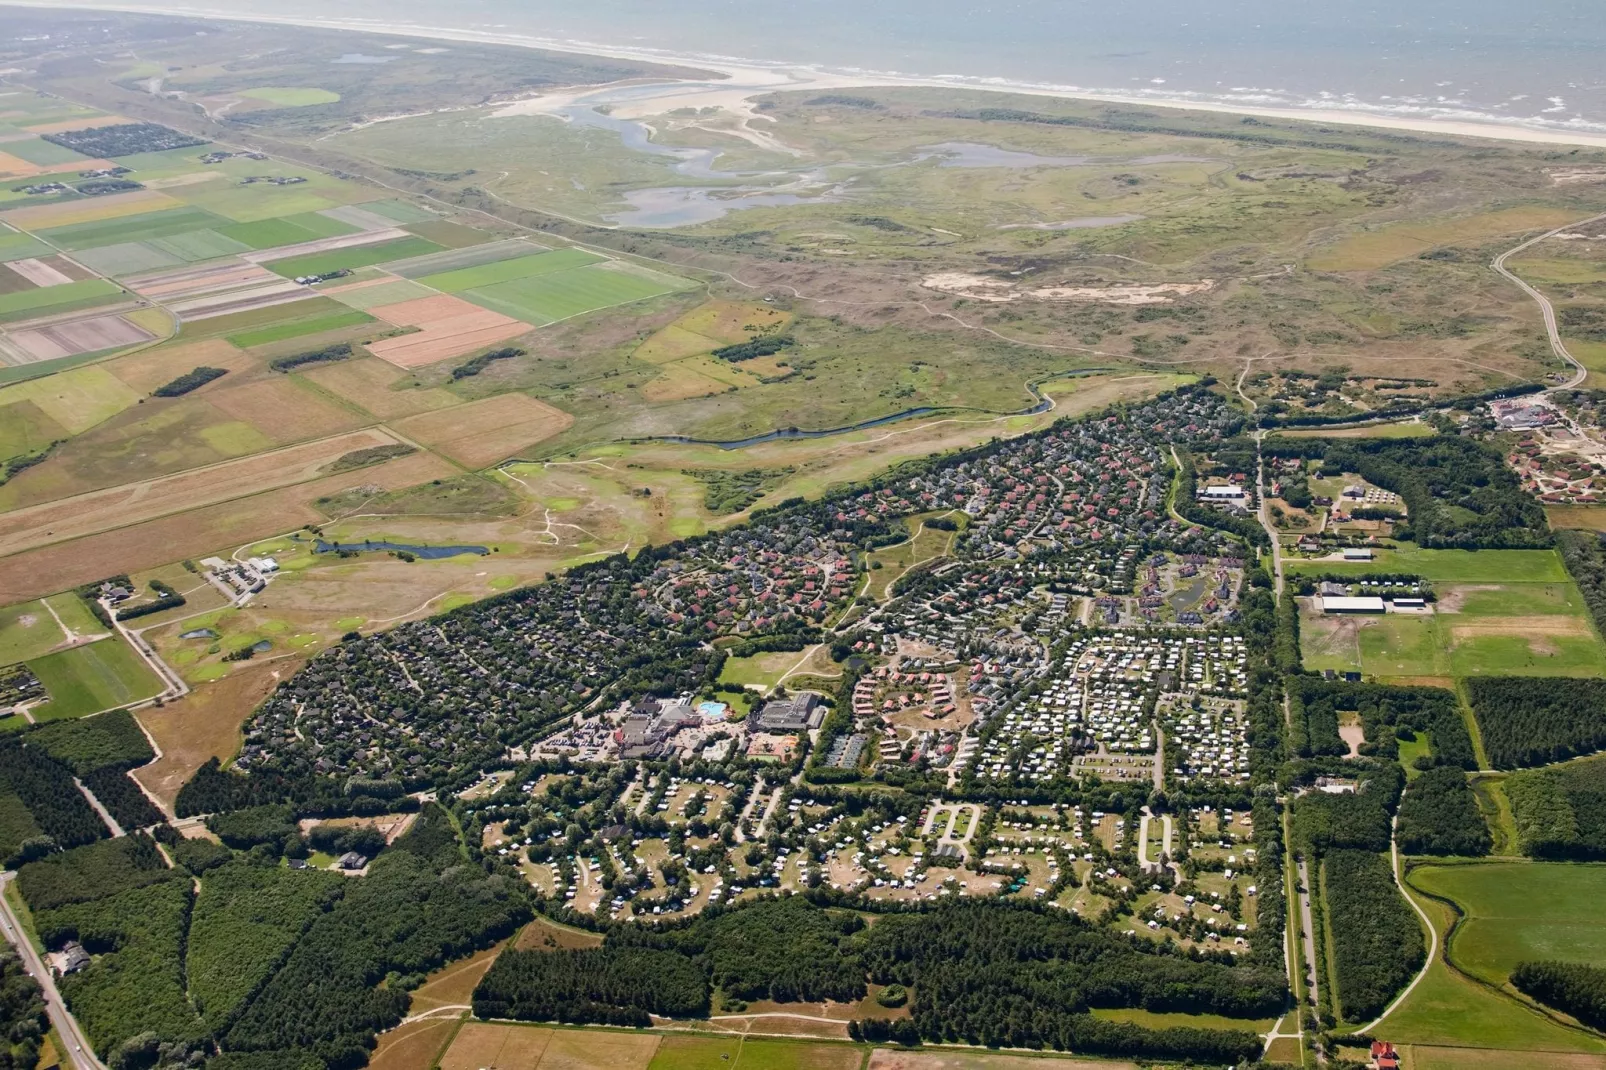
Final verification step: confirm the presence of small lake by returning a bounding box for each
[179,628,218,640]
[314,539,489,559]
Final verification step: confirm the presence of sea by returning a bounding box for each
[77,0,1606,135]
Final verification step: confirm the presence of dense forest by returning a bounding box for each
[1511,960,1606,1031]
[0,735,109,864]
[1394,767,1491,856]
[1505,754,1606,859]
[1286,680,1473,768]
[1323,849,1424,1022]
[1291,764,1403,855]
[1467,677,1606,769]
[0,950,44,1070]
[1263,436,1548,548]
[1559,529,1606,640]
[473,896,1280,1063]
[152,365,227,397]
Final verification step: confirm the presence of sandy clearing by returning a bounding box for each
[0,427,398,557]
[7,313,154,362]
[921,272,1215,305]
[368,319,531,367]
[6,257,74,288]
[0,450,458,605]
[242,226,410,264]
[366,292,489,326]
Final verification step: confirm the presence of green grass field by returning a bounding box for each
[4,137,93,167]
[417,248,603,292]
[0,398,67,457]
[463,263,690,324]
[1286,548,1571,583]
[38,206,230,251]
[385,238,544,278]
[0,230,54,263]
[648,1035,861,1070]
[353,198,438,225]
[239,87,341,106]
[1384,891,1606,1054]
[262,236,445,279]
[323,278,436,311]
[71,241,185,277]
[0,278,121,317]
[0,600,69,666]
[25,638,163,720]
[147,228,253,261]
[226,308,374,348]
[215,213,358,250]
[1299,575,1606,679]
[1413,863,1606,988]
[0,365,139,433]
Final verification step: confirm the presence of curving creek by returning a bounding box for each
[545,83,1210,227]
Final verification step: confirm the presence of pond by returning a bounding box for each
[314,539,489,559]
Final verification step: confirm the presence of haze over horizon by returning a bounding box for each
[39,0,1606,134]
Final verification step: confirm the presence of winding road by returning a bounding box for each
[1492,212,1606,392]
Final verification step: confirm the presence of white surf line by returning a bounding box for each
[19,1,1606,149]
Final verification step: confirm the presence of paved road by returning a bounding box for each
[1358,814,1439,1034]
[1492,213,1606,392]
[0,873,106,1070]
[1296,859,1322,1014]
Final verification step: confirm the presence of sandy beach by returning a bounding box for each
[12,0,1606,150]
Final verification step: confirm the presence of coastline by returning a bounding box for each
[10,0,1606,150]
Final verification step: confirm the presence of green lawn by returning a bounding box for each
[25,638,163,720]
[0,278,121,316]
[1412,863,1606,988]
[226,308,374,348]
[462,263,690,324]
[1286,548,1571,583]
[417,248,603,292]
[262,236,445,279]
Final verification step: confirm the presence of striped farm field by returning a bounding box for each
[0,231,53,264]
[261,236,444,279]
[385,239,546,279]
[216,213,358,250]
[0,188,181,230]
[71,242,185,277]
[417,248,603,293]
[226,308,374,348]
[40,206,229,251]
[0,278,121,316]
[322,278,437,311]
[462,262,693,324]
[147,228,254,262]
